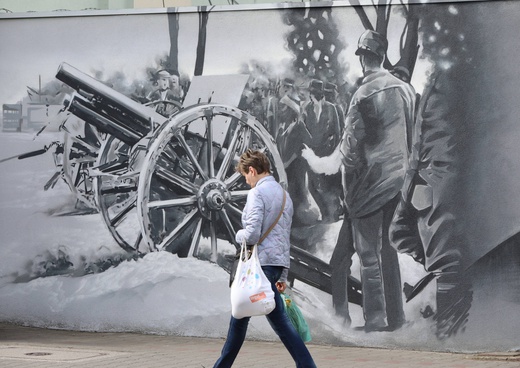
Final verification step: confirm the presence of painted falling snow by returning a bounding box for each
[0,0,519,353]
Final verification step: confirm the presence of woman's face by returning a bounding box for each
[242,166,257,188]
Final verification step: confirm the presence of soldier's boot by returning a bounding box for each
[434,272,473,340]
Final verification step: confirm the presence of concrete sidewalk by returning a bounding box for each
[0,323,518,368]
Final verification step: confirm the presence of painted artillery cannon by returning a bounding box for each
[55,62,362,306]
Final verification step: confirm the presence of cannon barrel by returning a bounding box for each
[56,62,167,145]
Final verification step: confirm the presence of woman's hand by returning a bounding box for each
[276,281,287,293]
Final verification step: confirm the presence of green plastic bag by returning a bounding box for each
[281,292,312,342]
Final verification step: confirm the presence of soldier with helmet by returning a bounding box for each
[302,30,416,332]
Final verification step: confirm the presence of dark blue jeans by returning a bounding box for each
[214,266,316,368]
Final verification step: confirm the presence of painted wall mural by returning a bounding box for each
[0,0,519,353]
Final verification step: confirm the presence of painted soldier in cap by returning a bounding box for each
[147,69,183,117]
[302,30,416,332]
[266,77,301,144]
[300,79,343,223]
[275,79,319,228]
[324,81,345,133]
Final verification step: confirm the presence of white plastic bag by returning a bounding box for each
[230,242,276,319]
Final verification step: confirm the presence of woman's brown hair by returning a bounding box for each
[236,149,271,175]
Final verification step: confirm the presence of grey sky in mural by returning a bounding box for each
[0,0,519,352]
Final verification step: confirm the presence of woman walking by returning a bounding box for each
[214,149,316,368]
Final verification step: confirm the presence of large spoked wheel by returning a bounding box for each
[94,135,151,253]
[137,104,286,264]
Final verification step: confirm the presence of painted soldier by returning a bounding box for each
[267,77,301,145]
[147,69,183,117]
[301,79,343,222]
[302,30,416,331]
[274,79,318,228]
[324,81,345,133]
[389,71,472,339]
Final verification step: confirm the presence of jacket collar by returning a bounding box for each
[256,175,274,187]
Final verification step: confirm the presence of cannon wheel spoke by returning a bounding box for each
[224,203,243,219]
[174,131,209,181]
[228,189,249,202]
[219,209,238,248]
[188,217,204,257]
[209,212,218,262]
[217,123,243,181]
[156,208,199,251]
[204,111,216,178]
[224,172,243,189]
[154,164,198,194]
[148,195,197,209]
[110,196,137,227]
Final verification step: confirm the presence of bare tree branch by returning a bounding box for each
[395,4,420,77]
[349,0,374,30]
[376,2,388,36]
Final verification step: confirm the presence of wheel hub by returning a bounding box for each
[197,179,230,219]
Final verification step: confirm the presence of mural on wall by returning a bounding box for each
[0,0,519,352]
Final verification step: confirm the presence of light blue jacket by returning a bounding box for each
[235,175,293,282]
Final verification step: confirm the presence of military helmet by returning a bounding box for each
[355,30,388,59]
